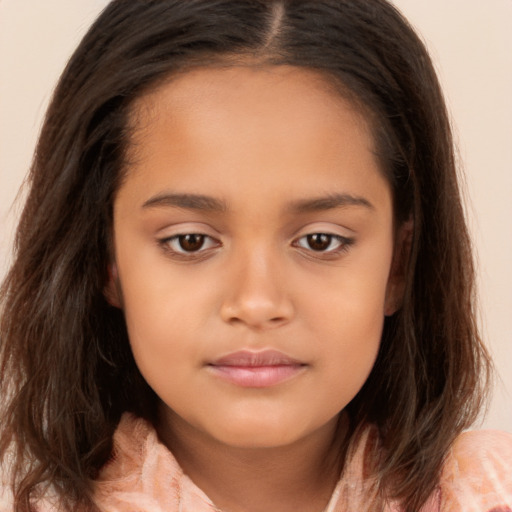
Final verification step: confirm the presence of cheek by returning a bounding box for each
[114,255,199,368]
[301,246,391,381]
[313,302,383,418]
[303,250,391,338]
[117,232,215,325]
[317,301,383,386]
[121,281,209,362]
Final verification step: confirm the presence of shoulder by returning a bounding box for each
[93,413,217,511]
[439,429,512,512]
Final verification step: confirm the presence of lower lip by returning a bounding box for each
[208,364,305,388]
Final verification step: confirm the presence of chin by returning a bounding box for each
[206,414,325,450]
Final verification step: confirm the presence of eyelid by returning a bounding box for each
[161,233,221,254]
[290,222,356,259]
[295,233,348,249]
[155,223,355,260]
[156,223,223,259]
[290,220,356,236]
[293,232,353,253]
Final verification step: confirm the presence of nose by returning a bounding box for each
[220,247,294,330]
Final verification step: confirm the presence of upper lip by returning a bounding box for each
[209,349,304,367]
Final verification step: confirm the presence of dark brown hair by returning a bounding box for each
[0,1,491,510]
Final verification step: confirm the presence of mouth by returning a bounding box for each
[207,349,307,388]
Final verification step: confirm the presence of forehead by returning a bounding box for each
[128,64,373,153]
[118,65,390,218]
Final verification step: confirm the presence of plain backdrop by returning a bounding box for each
[0,0,511,432]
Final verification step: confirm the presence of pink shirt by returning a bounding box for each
[92,413,512,512]
[2,413,511,511]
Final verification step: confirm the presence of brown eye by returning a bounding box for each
[294,232,352,255]
[178,234,206,252]
[306,233,333,251]
[162,233,219,255]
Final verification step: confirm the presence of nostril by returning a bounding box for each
[219,271,294,328]
[220,301,293,329]
[225,315,287,329]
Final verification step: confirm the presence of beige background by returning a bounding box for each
[1,1,511,432]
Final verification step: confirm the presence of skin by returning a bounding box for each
[107,65,405,512]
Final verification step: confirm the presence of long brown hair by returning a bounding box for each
[0,1,491,510]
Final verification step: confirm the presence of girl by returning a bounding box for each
[1,1,511,511]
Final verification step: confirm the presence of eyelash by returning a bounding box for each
[292,233,354,256]
[160,234,220,254]
[158,232,354,259]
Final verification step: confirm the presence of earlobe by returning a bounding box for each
[104,263,123,308]
[384,219,413,316]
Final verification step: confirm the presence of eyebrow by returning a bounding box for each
[141,192,374,213]
[287,193,374,213]
[142,193,227,212]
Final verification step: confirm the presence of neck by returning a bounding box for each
[157,409,348,512]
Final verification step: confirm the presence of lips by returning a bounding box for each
[207,350,306,388]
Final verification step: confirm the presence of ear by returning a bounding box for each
[384,219,413,316]
[104,263,123,308]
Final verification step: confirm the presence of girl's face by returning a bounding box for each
[109,66,400,449]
